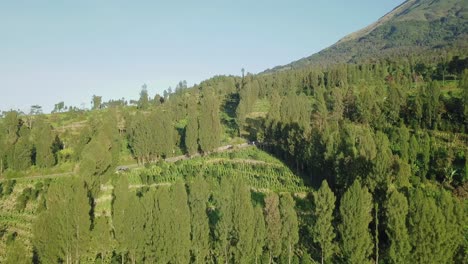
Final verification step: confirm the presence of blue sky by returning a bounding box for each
[0,0,404,113]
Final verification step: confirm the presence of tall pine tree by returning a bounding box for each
[198,88,221,153]
[280,193,299,264]
[231,179,255,263]
[32,118,56,168]
[188,176,210,263]
[33,178,91,263]
[264,193,282,263]
[384,188,411,264]
[312,180,336,264]
[339,179,373,264]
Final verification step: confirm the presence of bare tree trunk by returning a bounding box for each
[375,203,379,264]
[224,246,228,264]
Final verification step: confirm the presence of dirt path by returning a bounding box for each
[1,143,254,182]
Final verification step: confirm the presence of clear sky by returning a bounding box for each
[0,0,405,113]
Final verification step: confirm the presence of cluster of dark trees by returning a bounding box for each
[126,86,222,162]
[244,58,468,191]
[0,112,63,173]
[26,176,298,263]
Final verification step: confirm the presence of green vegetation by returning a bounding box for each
[1,56,467,262]
[0,0,467,263]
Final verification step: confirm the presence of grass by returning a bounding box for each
[95,182,114,217]
[0,178,43,262]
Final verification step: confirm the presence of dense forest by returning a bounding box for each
[1,0,468,262]
[0,51,467,263]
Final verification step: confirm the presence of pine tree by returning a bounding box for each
[426,81,441,129]
[384,188,410,264]
[213,177,235,263]
[313,87,329,131]
[80,112,120,195]
[138,84,149,109]
[32,118,56,168]
[398,124,410,163]
[9,126,32,171]
[280,193,299,264]
[264,193,282,263]
[384,83,404,125]
[159,109,176,158]
[198,88,221,153]
[185,99,199,155]
[126,194,145,263]
[253,204,266,264]
[265,91,281,129]
[409,134,419,168]
[280,93,311,130]
[150,110,164,159]
[79,133,113,187]
[33,178,91,263]
[408,188,445,263]
[92,95,102,110]
[153,187,173,263]
[112,175,131,263]
[169,181,191,263]
[188,176,210,263]
[312,180,336,264]
[437,190,465,262]
[236,81,259,131]
[461,69,468,124]
[419,131,431,178]
[231,179,255,263]
[339,179,373,264]
[408,189,466,263]
[89,217,114,263]
[128,112,152,162]
[369,131,392,191]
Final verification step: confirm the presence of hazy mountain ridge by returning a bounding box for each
[264,0,468,73]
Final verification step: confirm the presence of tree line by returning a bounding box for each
[1,173,463,263]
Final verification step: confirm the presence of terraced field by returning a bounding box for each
[123,147,308,193]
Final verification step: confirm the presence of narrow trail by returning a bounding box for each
[1,143,253,182]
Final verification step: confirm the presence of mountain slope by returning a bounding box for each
[265,0,468,73]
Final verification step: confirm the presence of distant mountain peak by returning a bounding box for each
[263,0,467,73]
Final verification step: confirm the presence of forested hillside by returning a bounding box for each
[0,0,467,263]
[1,51,467,263]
